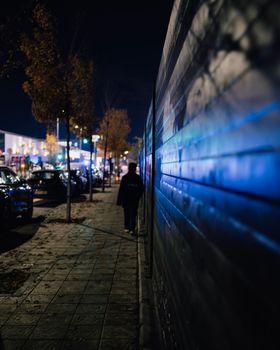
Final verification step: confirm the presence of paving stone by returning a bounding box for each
[92,260,116,273]
[99,338,138,350]
[42,273,68,281]
[0,304,17,313]
[31,281,63,295]
[109,294,138,304]
[22,339,62,350]
[75,303,106,314]
[65,274,90,281]
[23,294,56,304]
[65,325,102,341]
[0,296,24,304]
[112,282,137,290]
[51,294,82,304]
[16,303,48,314]
[80,294,108,304]
[0,339,26,350]
[44,303,77,314]
[92,268,115,274]
[70,313,104,326]
[0,313,10,326]
[30,324,68,339]
[115,268,137,274]
[110,287,137,295]
[89,273,114,281]
[6,312,42,326]
[107,303,138,313]
[104,313,138,326]
[84,282,112,294]
[1,325,35,339]
[60,339,99,350]
[59,281,88,292]
[114,273,137,281]
[102,325,137,339]
[37,314,72,327]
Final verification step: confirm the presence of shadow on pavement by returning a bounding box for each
[46,217,87,224]
[0,337,4,350]
[0,269,30,294]
[79,222,142,244]
[71,194,88,203]
[0,216,44,254]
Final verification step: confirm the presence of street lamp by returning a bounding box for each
[74,125,83,150]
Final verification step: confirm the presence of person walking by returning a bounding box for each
[117,162,144,235]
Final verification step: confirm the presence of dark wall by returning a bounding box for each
[142,0,280,349]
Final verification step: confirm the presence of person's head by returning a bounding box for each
[128,162,137,173]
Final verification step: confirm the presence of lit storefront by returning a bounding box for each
[0,130,104,171]
[0,129,48,170]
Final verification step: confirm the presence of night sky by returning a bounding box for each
[0,0,173,141]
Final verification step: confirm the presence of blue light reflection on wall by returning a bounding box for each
[141,0,280,348]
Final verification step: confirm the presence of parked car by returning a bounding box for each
[27,170,76,200]
[92,168,103,186]
[82,168,103,191]
[70,169,88,194]
[0,166,33,229]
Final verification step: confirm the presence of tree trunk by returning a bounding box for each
[114,152,117,183]
[109,157,112,187]
[66,115,71,223]
[117,156,120,178]
[102,139,107,192]
[89,132,93,202]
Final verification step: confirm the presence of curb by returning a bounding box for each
[138,224,152,350]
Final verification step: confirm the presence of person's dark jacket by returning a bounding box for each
[117,172,144,207]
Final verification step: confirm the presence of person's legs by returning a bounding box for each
[123,206,130,231]
[129,205,138,233]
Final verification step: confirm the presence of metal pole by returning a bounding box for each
[56,118,59,141]
[109,158,112,187]
[102,120,109,192]
[149,81,156,276]
[66,115,71,223]
[143,126,147,224]
[89,131,93,202]
[94,142,97,166]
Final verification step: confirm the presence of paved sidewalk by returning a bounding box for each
[0,186,139,350]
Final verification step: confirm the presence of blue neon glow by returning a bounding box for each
[194,100,280,145]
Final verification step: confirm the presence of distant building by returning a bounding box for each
[0,129,48,169]
[58,140,103,168]
[0,130,105,171]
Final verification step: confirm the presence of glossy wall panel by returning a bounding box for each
[141,0,280,349]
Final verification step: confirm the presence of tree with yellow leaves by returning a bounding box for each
[68,54,95,201]
[20,4,65,126]
[45,132,60,165]
[98,108,130,189]
[20,4,95,221]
